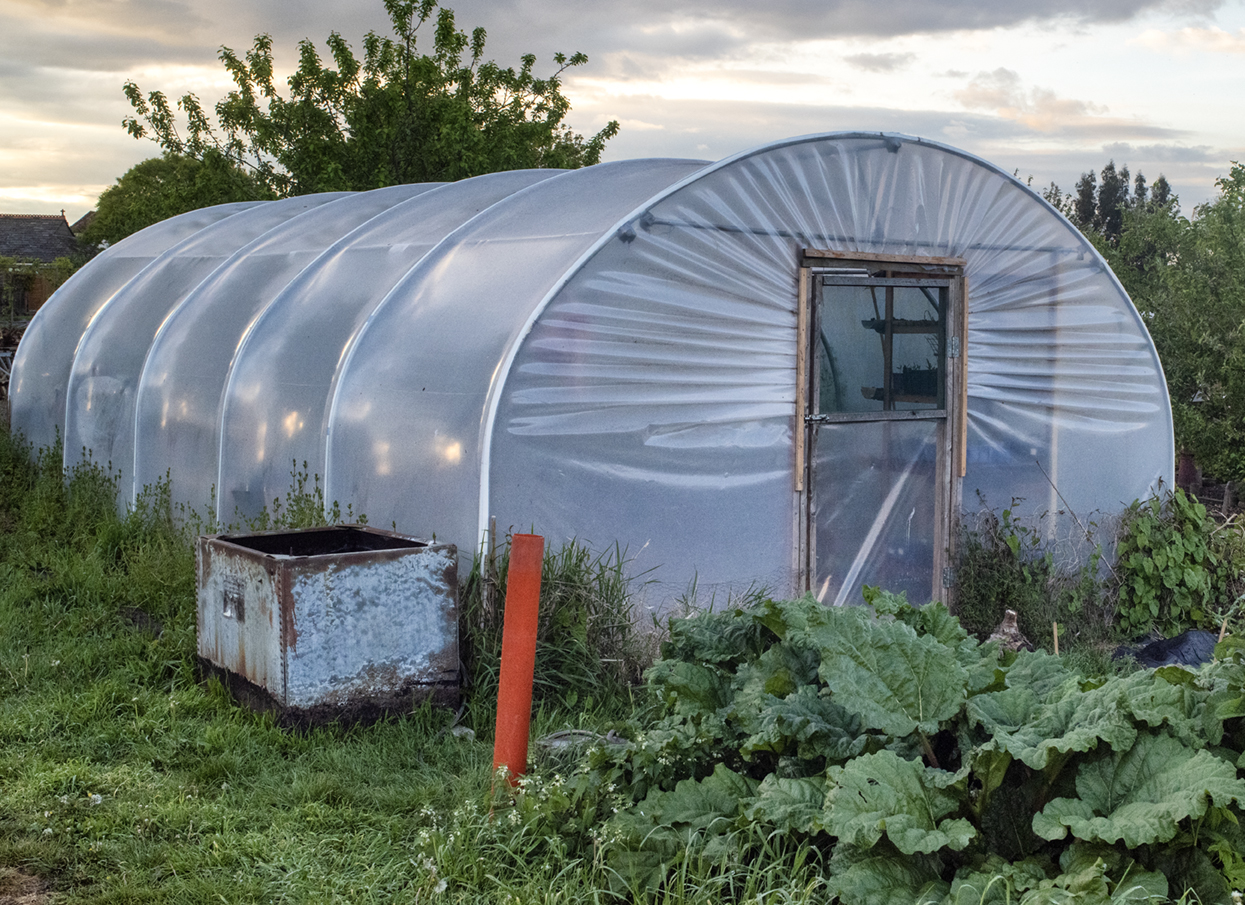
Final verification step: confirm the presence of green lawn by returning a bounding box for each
[0,433,817,904]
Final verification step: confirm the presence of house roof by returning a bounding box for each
[70,211,96,236]
[0,213,80,262]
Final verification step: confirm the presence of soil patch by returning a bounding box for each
[0,869,50,905]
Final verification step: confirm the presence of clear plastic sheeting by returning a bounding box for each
[62,194,348,482]
[131,184,440,512]
[216,170,559,524]
[10,133,1174,614]
[490,134,1172,607]
[8,202,262,452]
[325,159,708,549]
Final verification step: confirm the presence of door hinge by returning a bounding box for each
[947,336,961,358]
[942,566,955,588]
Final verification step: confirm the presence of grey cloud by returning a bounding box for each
[844,52,915,72]
[0,0,1231,86]
[953,68,1182,142]
[1102,141,1218,162]
[956,68,1025,110]
[590,94,1227,206]
[594,94,1031,163]
[4,0,218,50]
[0,28,213,75]
[0,0,1229,100]
[440,0,1227,51]
[0,59,138,128]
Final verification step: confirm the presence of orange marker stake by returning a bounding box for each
[492,533,544,787]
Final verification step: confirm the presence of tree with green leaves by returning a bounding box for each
[1096,164,1245,481]
[1052,159,1171,244]
[81,151,271,248]
[121,0,618,197]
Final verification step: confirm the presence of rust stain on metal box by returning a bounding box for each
[196,524,458,722]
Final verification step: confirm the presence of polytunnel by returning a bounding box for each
[9,132,1174,611]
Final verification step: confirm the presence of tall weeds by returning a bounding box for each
[460,537,653,726]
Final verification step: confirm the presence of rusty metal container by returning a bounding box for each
[196,525,458,723]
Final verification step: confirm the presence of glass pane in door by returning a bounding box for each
[810,418,941,606]
[815,282,945,414]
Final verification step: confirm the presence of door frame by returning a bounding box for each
[795,249,968,606]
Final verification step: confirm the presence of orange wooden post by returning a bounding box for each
[492,533,544,785]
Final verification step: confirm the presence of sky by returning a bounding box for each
[2,0,1244,223]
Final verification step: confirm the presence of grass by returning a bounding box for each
[0,429,838,903]
[1,427,1228,903]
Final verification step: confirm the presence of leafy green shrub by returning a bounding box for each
[1114,488,1238,637]
[234,460,365,533]
[955,503,1112,652]
[542,592,1245,903]
[955,504,1053,640]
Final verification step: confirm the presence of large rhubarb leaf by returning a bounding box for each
[734,683,865,763]
[733,641,821,699]
[944,855,1050,905]
[966,651,1083,744]
[1032,732,1245,847]
[867,588,999,692]
[660,607,764,666]
[1000,649,1079,701]
[608,763,758,866]
[806,608,969,737]
[1115,669,1220,747]
[826,845,948,905]
[753,594,835,642]
[825,750,975,855]
[645,659,732,717]
[975,679,1138,770]
[1027,843,1170,905]
[743,774,826,834]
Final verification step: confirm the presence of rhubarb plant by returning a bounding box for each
[568,592,1245,903]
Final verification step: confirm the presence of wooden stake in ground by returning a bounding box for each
[1052,622,1059,656]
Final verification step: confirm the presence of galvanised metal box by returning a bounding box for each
[196,525,458,723]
